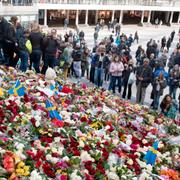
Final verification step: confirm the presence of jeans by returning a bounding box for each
[94,68,104,87]
[90,67,95,83]
[152,92,160,110]
[30,49,41,73]
[111,76,122,93]
[41,54,56,74]
[169,86,177,100]
[19,51,29,72]
[73,61,81,78]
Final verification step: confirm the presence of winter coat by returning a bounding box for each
[43,36,60,57]
[152,77,167,96]
[94,54,110,69]
[29,32,43,51]
[109,61,124,77]
[136,65,152,87]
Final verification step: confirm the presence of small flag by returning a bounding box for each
[50,85,58,95]
[144,141,159,165]
[46,100,62,120]
[8,80,25,96]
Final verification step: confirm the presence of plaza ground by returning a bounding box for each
[44,24,180,109]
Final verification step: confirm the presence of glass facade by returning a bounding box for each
[37,0,178,7]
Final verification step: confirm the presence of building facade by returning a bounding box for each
[0,0,180,27]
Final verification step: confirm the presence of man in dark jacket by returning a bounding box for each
[136,58,152,105]
[41,29,60,74]
[3,16,18,67]
[0,16,8,64]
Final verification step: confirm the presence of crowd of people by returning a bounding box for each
[0,15,180,119]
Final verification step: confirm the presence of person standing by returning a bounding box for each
[169,65,180,100]
[115,23,121,36]
[136,58,152,105]
[134,31,139,44]
[62,43,73,80]
[94,51,109,87]
[160,94,177,119]
[122,63,134,99]
[64,18,69,30]
[109,55,124,94]
[3,16,18,67]
[81,47,90,78]
[41,29,60,74]
[151,72,167,110]
[93,31,98,45]
[72,44,82,78]
[170,30,175,43]
[18,29,30,72]
[161,36,166,51]
[166,37,172,52]
[0,16,8,64]
[29,23,43,73]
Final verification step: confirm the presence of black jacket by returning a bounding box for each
[43,36,60,56]
[0,18,8,43]
[29,32,43,51]
[136,65,152,87]
[4,22,17,44]
[72,48,82,61]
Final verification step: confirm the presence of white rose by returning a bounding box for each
[127,159,133,165]
[54,137,60,143]
[35,120,40,127]
[46,154,52,161]
[107,172,119,180]
[142,139,148,144]
[146,164,152,172]
[79,140,85,148]
[63,156,70,162]
[80,151,94,162]
[113,139,119,146]
[30,170,42,180]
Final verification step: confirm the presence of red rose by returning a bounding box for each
[40,137,53,143]
[30,118,36,127]
[97,163,105,174]
[42,162,56,178]
[102,148,109,160]
[35,160,42,168]
[8,130,13,136]
[80,116,88,123]
[83,145,91,151]
[59,175,68,180]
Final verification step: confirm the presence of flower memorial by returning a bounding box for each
[0,66,179,180]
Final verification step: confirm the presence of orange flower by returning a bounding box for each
[3,151,15,173]
[160,169,180,180]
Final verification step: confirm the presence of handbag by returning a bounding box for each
[128,72,136,85]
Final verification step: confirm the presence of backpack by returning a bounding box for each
[25,40,32,54]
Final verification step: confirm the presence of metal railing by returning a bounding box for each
[37,0,178,6]
[1,0,33,6]
[1,0,179,6]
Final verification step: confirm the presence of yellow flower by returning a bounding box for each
[23,166,30,171]
[56,169,62,174]
[0,88,4,96]
[17,161,25,168]
[16,168,24,175]
[23,171,30,176]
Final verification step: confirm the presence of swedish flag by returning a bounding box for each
[8,80,26,96]
[50,85,58,95]
[144,141,159,165]
[46,100,62,120]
